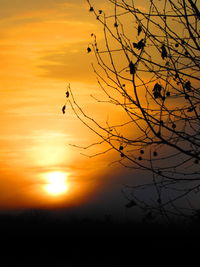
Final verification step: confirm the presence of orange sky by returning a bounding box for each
[0,0,149,215]
[0,0,110,209]
[0,0,198,224]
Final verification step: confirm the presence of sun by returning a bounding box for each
[44,171,68,196]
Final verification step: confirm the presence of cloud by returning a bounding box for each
[38,43,95,82]
[0,0,67,19]
[0,0,100,84]
[0,0,133,212]
[0,0,97,25]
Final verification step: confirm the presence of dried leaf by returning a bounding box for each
[184,81,192,91]
[87,47,92,53]
[153,83,162,99]
[66,91,69,98]
[153,151,158,156]
[161,45,168,59]
[129,61,135,74]
[62,105,66,114]
[175,73,179,80]
[137,25,142,36]
[133,39,145,50]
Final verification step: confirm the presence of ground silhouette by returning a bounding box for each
[0,210,200,265]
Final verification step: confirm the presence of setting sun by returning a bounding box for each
[44,171,68,196]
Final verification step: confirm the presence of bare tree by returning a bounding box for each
[64,0,200,220]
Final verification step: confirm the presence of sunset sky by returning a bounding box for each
[0,0,137,218]
[1,2,199,266]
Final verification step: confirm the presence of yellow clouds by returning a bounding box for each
[5,20,96,46]
[0,0,99,83]
[38,43,95,82]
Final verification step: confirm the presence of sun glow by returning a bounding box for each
[45,171,68,196]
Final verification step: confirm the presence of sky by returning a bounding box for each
[0,0,141,219]
[1,0,197,222]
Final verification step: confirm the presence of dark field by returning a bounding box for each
[0,211,200,266]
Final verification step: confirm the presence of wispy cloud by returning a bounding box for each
[0,0,117,209]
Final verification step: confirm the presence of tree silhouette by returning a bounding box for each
[66,0,200,220]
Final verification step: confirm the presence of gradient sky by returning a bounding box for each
[0,0,137,218]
